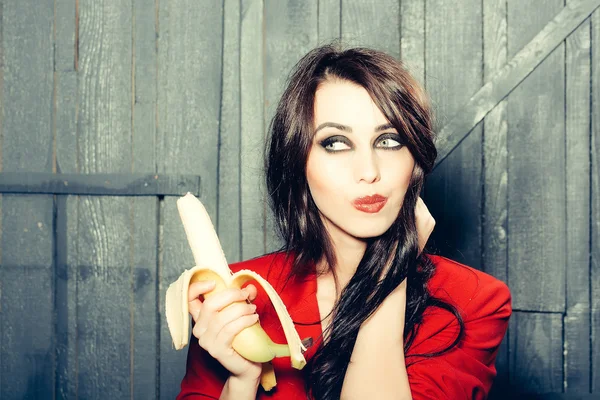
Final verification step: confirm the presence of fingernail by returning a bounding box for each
[250,304,257,312]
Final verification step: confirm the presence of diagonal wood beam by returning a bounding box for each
[434,0,600,168]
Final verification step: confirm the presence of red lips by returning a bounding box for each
[352,194,388,213]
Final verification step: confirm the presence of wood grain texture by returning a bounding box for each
[509,312,563,393]
[156,1,223,397]
[564,0,591,391]
[318,0,341,43]
[54,2,78,398]
[132,0,158,397]
[434,0,600,166]
[55,0,76,72]
[240,0,265,259]
[76,1,133,397]
[0,0,55,398]
[424,0,483,271]
[218,0,242,263]
[400,0,425,85]
[592,7,600,394]
[483,0,509,394]
[341,0,400,58]
[264,0,318,253]
[56,196,78,400]
[507,0,566,313]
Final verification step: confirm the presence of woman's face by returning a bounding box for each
[306,80,415,243]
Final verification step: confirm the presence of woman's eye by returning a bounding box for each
[376,135,402,149]
[320,137,351,152]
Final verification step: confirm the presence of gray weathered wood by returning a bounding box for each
[434,0,600,166]
[592,7,600,394]
[218,0,242,263]
[0,172,200,196]
[76,0,133,397]
[1,198,55,399]
[240,0,266,260]
[54,4,78,397]
[55,0,76,72]
[54,2,78,397]
[264,0,318,253]
[507,0,566,313]
[132,0,159,397]
[318,0,341,43]
[341,0,400,59]
[509,312,563,393]
[424,0,483,271]
[0,0,55,398]
[400,0,425,85]
[55,196,78,400]
[483,0,509,394]
[156,1,223,397]
[564,0,591,391]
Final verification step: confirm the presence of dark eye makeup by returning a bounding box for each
[318,132,404,153]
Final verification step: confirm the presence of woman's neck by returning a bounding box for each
[320,219,367,287]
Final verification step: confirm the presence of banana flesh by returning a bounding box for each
[165,193,307,391]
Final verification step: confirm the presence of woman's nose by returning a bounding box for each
[353,150,380,184]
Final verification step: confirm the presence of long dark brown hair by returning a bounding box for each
[265,43,464,400]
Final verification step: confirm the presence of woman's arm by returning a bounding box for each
[340,197,433,399]
[340,279,412,400]
[218,375,260,400]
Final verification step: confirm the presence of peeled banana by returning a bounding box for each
[165,193,307,391]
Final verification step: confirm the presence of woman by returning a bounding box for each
[178,44,511,399]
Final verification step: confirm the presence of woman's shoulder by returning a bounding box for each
[425,254,512,321]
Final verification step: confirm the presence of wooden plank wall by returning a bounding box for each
[0,0,597,398]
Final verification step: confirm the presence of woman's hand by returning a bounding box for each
[415,196,435,254]
[187,281,263,383]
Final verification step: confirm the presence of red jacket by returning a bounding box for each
[177,253,512,399]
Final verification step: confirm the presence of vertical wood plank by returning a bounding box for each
[54,0,78,398]
[318,0,341,43]
[240,0,265,259]
[591,6,600,394]
[218,0,242,263]
[132,0,158,397]
[341,0,400,59]
[400,0,425,85]
[509,312,563,394]
[156,1,223,397]
[564,0,591,392]
[56,195,78,400]
[0,0,55,398]
[76,0,133,397]
[506,0,565,313]
[483,0,509,394]
[424,0,483,271]
[264,0,318,253]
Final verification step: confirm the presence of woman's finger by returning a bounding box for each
[245,284,258,302]
[216,313,261,349]
[188,280,217,322]
[209,302,257,337]
[188,280,217,302]
[202,287,250,313]
[195,287,250,342]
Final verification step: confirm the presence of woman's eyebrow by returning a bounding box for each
[375,123,394,131]
[314,122,395,134]
[314,122,352,133]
